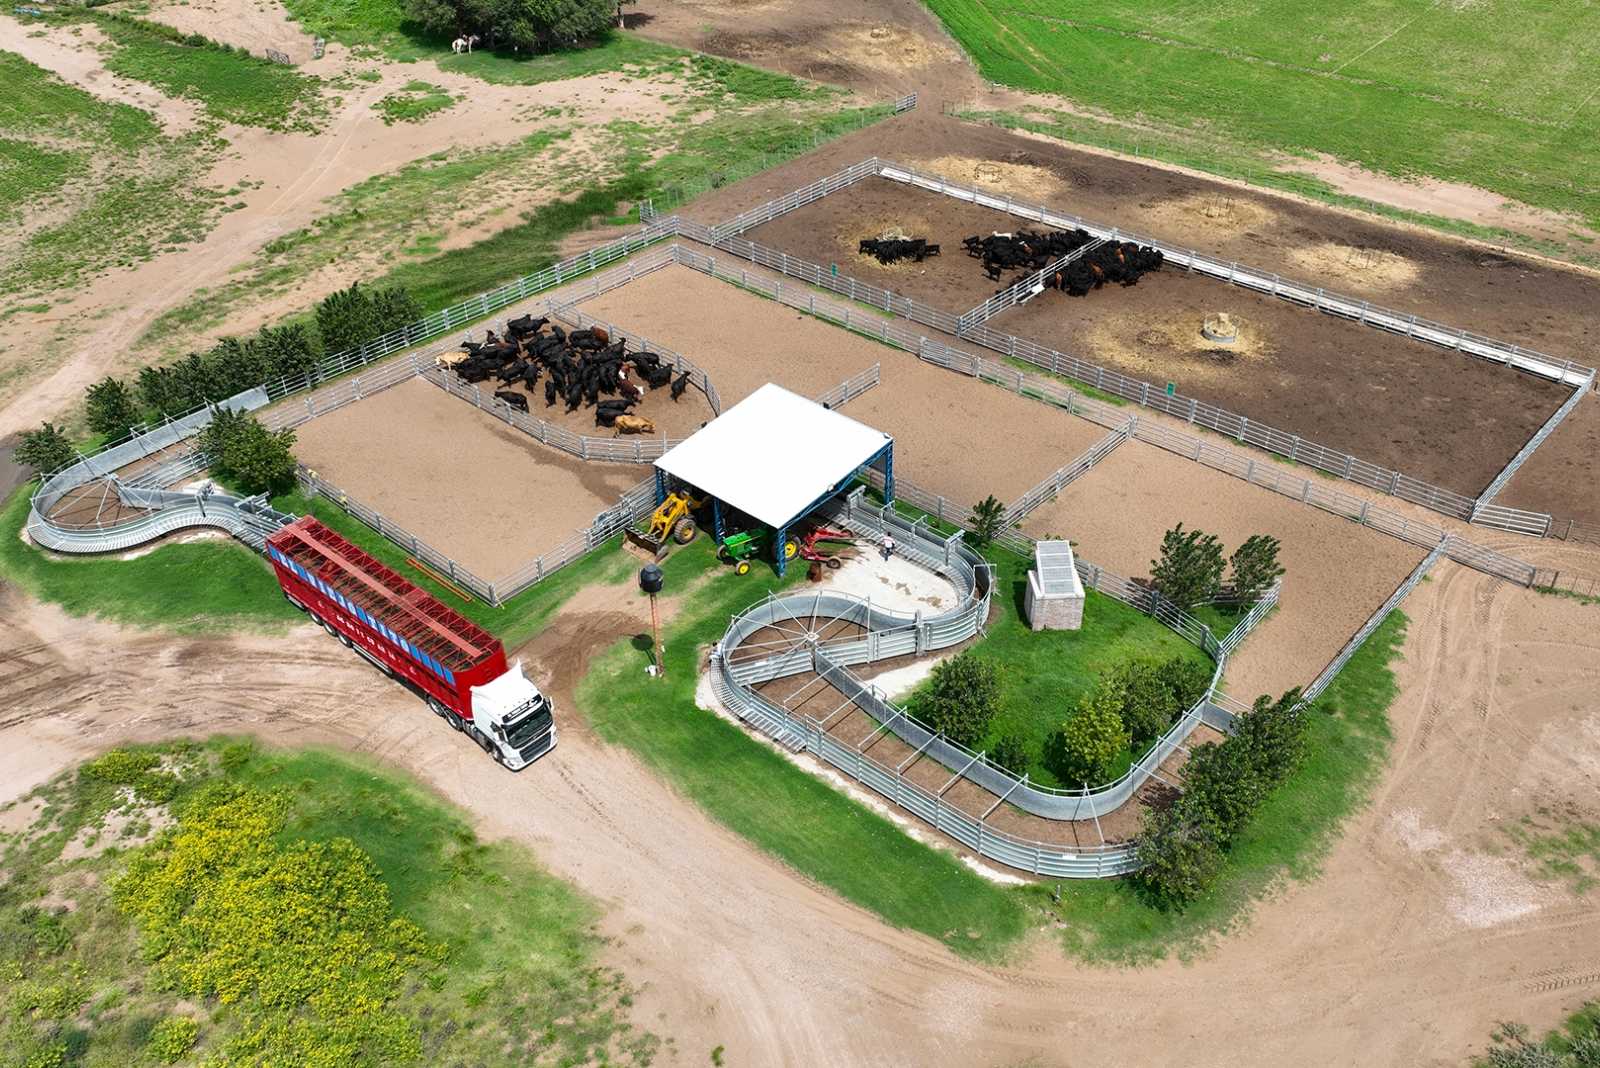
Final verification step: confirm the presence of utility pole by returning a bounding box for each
[639,564,664,677]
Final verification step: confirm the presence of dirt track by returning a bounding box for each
[5,552,1599,1066]
[743,175,1572,497]
[290,376,641,579]
[1022,440,1426,699]
[577,264,1108,506]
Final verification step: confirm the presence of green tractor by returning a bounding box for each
[717,528,798,575]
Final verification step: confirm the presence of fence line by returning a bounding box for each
[956,237,1110,333]
[1473,367,1596,516]
[814,363,882,409]
[1003,416,1135,525]
[673,218,1568,540]
[545,296,723,415]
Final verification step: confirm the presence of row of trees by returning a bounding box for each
[14,281,419,479]
[1045,656,1212,784]
[403,0,622,55]
[1135,687,1310,906]
[1150,523,1284,609]
[195,409,299,496]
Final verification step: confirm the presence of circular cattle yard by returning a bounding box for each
[289,376,645,580]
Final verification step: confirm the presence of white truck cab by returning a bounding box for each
[469,661,556,770]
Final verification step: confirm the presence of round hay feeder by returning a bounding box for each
[1201,312,1239,345]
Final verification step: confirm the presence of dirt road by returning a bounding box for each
[4,551,1598,1066]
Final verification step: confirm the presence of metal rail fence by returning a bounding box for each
[814,363,881,409]
[1472,367,1597,517]
[546,295,724,414]
[1002,416,1135,525]
[1302,540,1448,704]
[869,159,1596,387]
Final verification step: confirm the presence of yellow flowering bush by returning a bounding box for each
[114,783,445,1065]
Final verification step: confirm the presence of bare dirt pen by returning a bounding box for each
[1022,440,1426,698]
[576,262,1108,507]
[737,174,1571,498]
[1497,391,1600,528]
[288,376,641,578]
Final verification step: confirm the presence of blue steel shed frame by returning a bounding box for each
[652,440,893,577]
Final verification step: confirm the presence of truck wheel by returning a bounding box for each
[672,517,696,544]
[427,697,448,719]
[447,711,465,732]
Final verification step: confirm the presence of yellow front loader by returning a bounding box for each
[626,490,701,558]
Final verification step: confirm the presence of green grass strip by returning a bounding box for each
[577,538,1034,958]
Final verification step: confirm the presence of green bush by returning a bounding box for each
[966,495,1006,548]
[135,323,321,417]
[1234,688,1309,790]
[15,424,76,476]
[920,652,1002,748]
[1134,799,1224,906]
[1046,680,1129,785]
[314,280,419,356]
[147,1017,199,1063]
[1181,738,1266,844]
[196,409,298,496]
[403,0,615,53]
[1115,659,1178,750]
[1149,523,1224,608]
[84,376,142,440]
[987,730,1030,776]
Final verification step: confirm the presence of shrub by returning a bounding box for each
[966,495,1006,548]
[1134,799,1224,906]
[84,376,142,440]
[83,747,179,803]
[147,1017,200,1064]
[404,0,615,53]
[1181,738,1266,844]
[15,423,76,476]
[1046,680,1128,785]
[1149,522,1224,608]
[1115,659,1178,751]
[1234,688,1309,790]
[921,653,1001,748]
[314,281,420,357]
[987,730,1030,776]
[1229,533,1285,603]
[196,408,298,496]
[1158,656,1214,712]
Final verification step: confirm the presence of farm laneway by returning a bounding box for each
[742,175,1573,497]
[576,264,1107,508]
[288,376,642,579]
[4,556,1599,1066]
[1022,439,1426,699]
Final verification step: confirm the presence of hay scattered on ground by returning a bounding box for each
[1143,191,1279,238]
[836,213,937,271]
[1286,241,1421,292]
[831,23,955,69]
[1085,305,1274,382]
[920,155,1064,202]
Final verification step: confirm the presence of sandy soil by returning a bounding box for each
[137,0,316,62]
[1496,391,1600,528]
[4,547,1598,1065]
[738,174,1573,497]
[1021,439,1426,699]
[290,377,642,579]
[577,263,1108,506]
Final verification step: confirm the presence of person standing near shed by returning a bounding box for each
[881,532,895,561]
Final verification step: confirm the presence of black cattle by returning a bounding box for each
[858,237,939,265]
[495,390,529,413]
[544,378,558,407]
[496,359,529,383]
[505,314,547,337]
[643,364,673,389]
[670,371,690,401]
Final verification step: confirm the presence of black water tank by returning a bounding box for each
[639,564,664,594]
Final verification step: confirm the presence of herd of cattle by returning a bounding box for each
[440,314,692,432]
[964,228,1165,294]
[858,236,942,264]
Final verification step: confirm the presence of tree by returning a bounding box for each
[371,286,422,335]
[137,364,185,417]
[966,495,1006,548]
[15,423,77,476]
[1149,522,1225,608]
[988,730,1030,776]
[1134,799,1224,907]
[84,376,142,440]
[1233,688,1309,790]
[1181,739,1265,845]
[403,0,613,52]
[1117,659,1181,751]
[921,653,1001,748]
[1229,533,1285,603]
[1157,656,1214,713]
[197,408,298,496]
[1046,680,1128,785]
[315,282,384,357]
[253,323,320,381]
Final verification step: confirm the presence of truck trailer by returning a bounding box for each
[265,516,554,769]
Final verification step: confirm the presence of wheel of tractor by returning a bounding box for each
[717,544,732,563]
[783,540,798,560]
[825,557,842,569]
[735,560,751,576]
[673,517,697,544]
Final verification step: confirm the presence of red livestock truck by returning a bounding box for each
[265,516,555,769]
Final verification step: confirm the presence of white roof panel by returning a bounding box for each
[655,383,891,529]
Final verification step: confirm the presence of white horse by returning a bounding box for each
[451,34,480,54]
